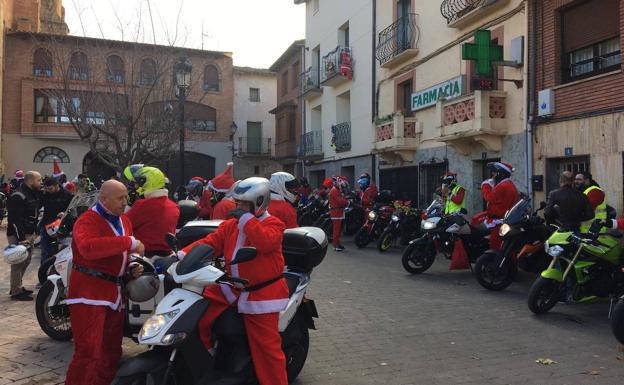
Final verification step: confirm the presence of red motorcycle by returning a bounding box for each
[354,203,395,248]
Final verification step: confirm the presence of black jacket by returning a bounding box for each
[7,184,41,240]
[41,188,73,226]
[544,185,594,231]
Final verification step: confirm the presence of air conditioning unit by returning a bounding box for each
[538,89,555,117]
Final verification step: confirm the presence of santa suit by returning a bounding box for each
[126,189,179,255]
[360,184,379,210]
[268,194,298,229]
[483,178,519,249]
[211,197,237,220]
[198,189,213,219]
[180,212,288,385]
[65,204,137,385]
[329,186,348,247]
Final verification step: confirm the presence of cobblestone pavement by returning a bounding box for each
[1,232,624,384]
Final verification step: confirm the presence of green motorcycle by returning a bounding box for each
[528,223,624,315]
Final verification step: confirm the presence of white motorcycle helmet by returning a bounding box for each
[270,172,300,204]
[3,244,29,265]
[126,274,160,302]
[230,177,271,217]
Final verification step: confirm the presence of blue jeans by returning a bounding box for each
[39,227,57,265]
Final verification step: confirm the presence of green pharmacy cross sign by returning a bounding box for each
[462,30,503,77]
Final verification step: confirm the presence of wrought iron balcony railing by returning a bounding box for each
[321,46,353,84]
[300,67,321,94]
[299,131,323,158]
[333,122,351,152]
[376,13,420,66]
[440,0,494,24]
[238,137,272,157]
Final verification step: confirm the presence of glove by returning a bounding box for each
[229,209,247,220]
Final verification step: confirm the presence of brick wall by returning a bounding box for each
[273,45,303,153]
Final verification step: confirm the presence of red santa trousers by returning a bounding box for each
[332,219,343,247]
[489,226,503,250]
[65,304,124,385]
[198,285,288,385]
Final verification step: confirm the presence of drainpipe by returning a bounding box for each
[526,0,537,202]
[301,44,307,178]
[372,0,378,183]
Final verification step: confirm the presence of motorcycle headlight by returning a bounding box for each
[139,309,179,342]
[422,220,437,230]
[546,245,564,258]
[391,215,399,222]
[499,224,512,237]
[368,211,377,221]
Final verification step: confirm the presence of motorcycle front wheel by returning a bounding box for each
[528,277,562,314]
[401,241,436,274]
[38,256,57,284]
[474,252,517,291]
[35,281,72,341]
[354,228,370,248]
[376,230,395,252]
[611,298,624,344]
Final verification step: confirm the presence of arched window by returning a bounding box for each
[139,58,157,85]
[69,51,89,81]
[33,146,70,163]
[33,48,53,77]
[184,102,217,131]
[106,55,125,83]
[203,65,219,91]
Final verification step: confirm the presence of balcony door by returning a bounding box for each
[247,122,262,154]
[396,0,412,52]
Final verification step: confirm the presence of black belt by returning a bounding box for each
[242,276,283,292]
[73,264,123,285]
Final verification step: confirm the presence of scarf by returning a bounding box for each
[95,201,123,236]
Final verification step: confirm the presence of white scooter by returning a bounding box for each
[113,227,327,385]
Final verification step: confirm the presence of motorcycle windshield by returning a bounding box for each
[504,199,530,225]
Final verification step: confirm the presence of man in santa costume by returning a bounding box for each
[65,180,145,385]
[357,172,378,211]
[178,177,288,385]
[329,176,349,251]
[268,171,300,229]
[482,162,520,249]
[209,162,237,220]
[126,167,180,257]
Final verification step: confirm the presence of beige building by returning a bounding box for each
[375,0,528,213]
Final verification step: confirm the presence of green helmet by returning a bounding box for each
[123,164,145,182]
[134,167,166,197]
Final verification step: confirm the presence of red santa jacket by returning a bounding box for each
[360,185,379,210]
[198,190,213,219]
[212,198,237,220]
[67,208,136,310]
[126,191,180,253]
[268,196,298,229]
[181,212,288,314]
[484,179,519,219]
[329,187,348,220]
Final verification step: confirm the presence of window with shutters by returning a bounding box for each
[249,87,260,102]
[561,0,621,82]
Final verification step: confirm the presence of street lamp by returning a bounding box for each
[175,57,192,185]
[230,121,238,158]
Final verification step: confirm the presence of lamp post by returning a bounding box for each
[175,57,192,186]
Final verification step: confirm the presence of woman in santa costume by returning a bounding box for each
[65,180,144,385]
[268,171,300,229]
[482,162,520,249]
[209,162,237,220]
[329,176,349,251]
[178,177,288,385]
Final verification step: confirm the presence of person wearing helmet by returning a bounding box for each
[123,164,145,206]
[329,176,349,251]
[39,177,73,267]
[440,172,466,215]
[209,162,237,220]
[357,172,378,211]
[268,172,300,229]
[319,177,333,199]
[178,177,288,385]
[126,167,180,258]
[65,180,145,385]
[483,162,520,249]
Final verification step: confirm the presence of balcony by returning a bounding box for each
[435,90,507,155]
[274,139,298,160]
[321,46,353,87]
[373,113,422,164]
[440,0,509,29]
[332,121,351,152]
[238,137,272,157]
[300,67,323,100]
[299,131,323,160]
[376,14,420,69]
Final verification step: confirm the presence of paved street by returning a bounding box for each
[1,232,624,385]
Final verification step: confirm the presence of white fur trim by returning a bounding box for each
[176,250,186,260]
[208,181,230,193]
[130,236,138,250]
[144,189,169,198]
[220,284,238,304]
[238,213,254,230]
[237,291,289,314]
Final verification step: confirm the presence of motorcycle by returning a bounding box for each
[354,202,394,248]
[527,220,624,314]
[401,200,489,274]
[342,192,365,236]
[473,199,552,291]
[113,227,327,385]
[297,192,327,227]
[377,200,422,252]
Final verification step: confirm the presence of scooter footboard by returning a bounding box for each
[115,349,169,378]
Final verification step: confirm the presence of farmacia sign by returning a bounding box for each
[411,75,465,111]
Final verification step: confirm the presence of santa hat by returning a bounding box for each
[494,162,514,173]
[64,181,76,194]
[52,159,65,178]
[208,162,235,192]
[15,169,24,180]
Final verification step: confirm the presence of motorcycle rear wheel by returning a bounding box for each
[528,277,561,315]
[35,281,72,341]
[283,319,309,382]
[611,299,624,344]
[376,230,394,253]
[474,252,516,291]
[354,229,370,248]
[401,242,436,274]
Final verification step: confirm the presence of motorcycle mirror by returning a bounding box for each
[230,247,257,265]
[165,233,178,252]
